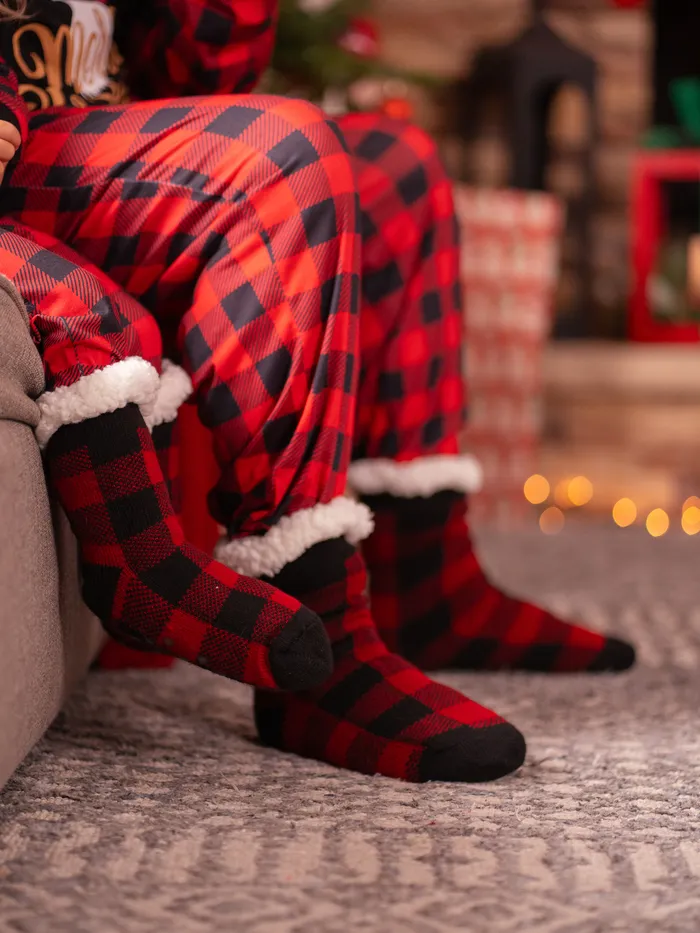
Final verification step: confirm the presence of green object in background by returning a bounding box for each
[643,77,700,148]
[671,78,700,141]
[266,0,443,103]
[643,125,685,149]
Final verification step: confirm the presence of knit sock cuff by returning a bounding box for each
[348,454,483,498]
[36,357,192,449]
[214,497,374,579]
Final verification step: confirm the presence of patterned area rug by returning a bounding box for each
[1,527,700,933]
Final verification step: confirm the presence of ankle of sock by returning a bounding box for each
[360,488,635,673]
[263,536,368,641]
[361,489,463,525]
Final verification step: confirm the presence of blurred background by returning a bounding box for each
[267,0,700,536]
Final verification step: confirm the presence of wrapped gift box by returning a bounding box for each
[455,186,564,524]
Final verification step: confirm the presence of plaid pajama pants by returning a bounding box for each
[341,112,464,463]
[1,96,464,537]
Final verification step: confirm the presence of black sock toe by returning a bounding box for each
[268,607,333,690]
[419,721,527,783]
[588,636,636,672]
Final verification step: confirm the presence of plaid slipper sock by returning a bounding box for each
[95,418,182,672]
[151,419,182,518]
[362,491,635,673]
[47,403,332,690]
[254,538,526,783]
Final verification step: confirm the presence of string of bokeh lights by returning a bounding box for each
[523,474,700,537]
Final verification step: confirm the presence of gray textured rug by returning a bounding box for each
[2,527,700,933]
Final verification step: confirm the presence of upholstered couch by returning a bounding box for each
[0,275,105,790]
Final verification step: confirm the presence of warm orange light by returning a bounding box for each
[682,506,700,535]
[524,474,550,505]
[683,496,700,512]
[539,506,565,535]
[646,508,669,538]
[612,498,637,528]
[554,479,571,508]
[567,475,593,507]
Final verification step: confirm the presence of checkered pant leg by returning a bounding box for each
[0,221,162,391]
[7,96,361,539]
[337,113,465,462]
[337,123,636,677]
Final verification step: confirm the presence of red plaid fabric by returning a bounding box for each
[0,61,28,143]
[0,221,162,390]
[117,0,278,100]
[152,419,182,517]
[255,538,526,783]
[5,95,360,538]
[48,402,333,689]
[364,492,636,673]
[0,0,277,137]
[338,116,634,675]
[337,113,464,462]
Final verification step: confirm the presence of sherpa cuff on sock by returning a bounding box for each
[215,497,375,579]
[348,454,483,498]
[148,360,193,429]
[35,357,192,449]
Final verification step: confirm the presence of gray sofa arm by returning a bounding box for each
[0,275,105,791]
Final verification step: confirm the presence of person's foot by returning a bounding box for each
[48,403,332,690]
[361,489,635,673]
[256,538,526,782]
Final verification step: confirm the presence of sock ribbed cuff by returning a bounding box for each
[214,497,374,579]
[36,357,192,449]
[348,454,482,499]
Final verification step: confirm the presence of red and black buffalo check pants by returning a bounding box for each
[2,96,464,541]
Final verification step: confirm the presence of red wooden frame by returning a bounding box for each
[630,149,700,342]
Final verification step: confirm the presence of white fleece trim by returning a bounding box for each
[147,360,192,429]
[35,357,159,449]
[214,497,375,579]
[348,455,483,498]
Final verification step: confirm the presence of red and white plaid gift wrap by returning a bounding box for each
[455,186,564,524]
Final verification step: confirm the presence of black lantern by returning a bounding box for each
[455,0,597,337]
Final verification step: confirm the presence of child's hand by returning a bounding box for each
[0,120,21,181]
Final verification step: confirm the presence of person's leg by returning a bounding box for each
[7,96,525,782]
[340,112,635,674]
[0,220,330,690]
